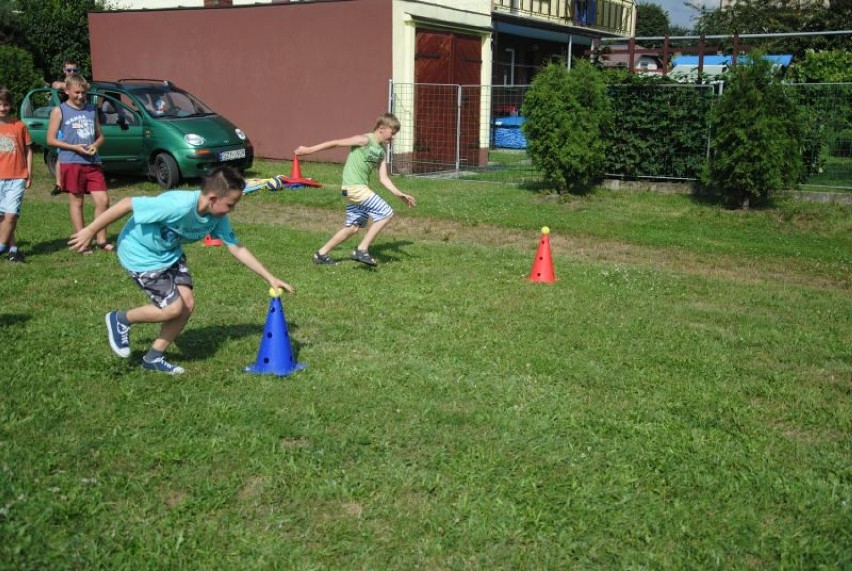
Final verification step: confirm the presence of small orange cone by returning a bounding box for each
[280,155,322,188]
[290,155,304,180]
[528,226,556,283]
[203,234,222,247]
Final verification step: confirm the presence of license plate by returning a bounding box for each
[219,148,246,161]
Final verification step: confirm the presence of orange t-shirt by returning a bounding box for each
[0,119,32,180]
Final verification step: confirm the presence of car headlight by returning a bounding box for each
[235,128,247,141]
[184,134,205,146]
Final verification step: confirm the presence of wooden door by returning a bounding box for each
[414,30,482,172]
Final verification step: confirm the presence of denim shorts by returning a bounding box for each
[127,255,193,308]
[0,179,26,216]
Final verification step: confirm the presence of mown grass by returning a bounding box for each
[1,159,850,569]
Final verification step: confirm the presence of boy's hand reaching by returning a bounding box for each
[68,227,95,252]
[269,278,295,295]
[398,193,416,208]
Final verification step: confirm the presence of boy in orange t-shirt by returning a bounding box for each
[0,87,33,263]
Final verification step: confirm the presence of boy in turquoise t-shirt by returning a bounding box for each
[68,166,295,375]
[295,112,415,267]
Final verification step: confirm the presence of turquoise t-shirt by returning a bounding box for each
[117,190,238,272]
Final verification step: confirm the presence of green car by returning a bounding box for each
[20,79,254,188]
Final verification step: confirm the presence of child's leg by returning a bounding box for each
[127,285,195,353]
[52,157,63,194]
[318,225,359,256]
[356,213,394,253]
[90,191,110,245]
[0,212,14,248]
[354,195,395,253]
[0,180,24,251]
[68,192,85,233]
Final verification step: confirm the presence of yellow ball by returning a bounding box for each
[541,226,550,235]
[269,287,280,298]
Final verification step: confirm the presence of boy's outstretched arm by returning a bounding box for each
[68,197,133,252]
[294,134,368,156]
[378,160,416,207]
[227,244,295,294]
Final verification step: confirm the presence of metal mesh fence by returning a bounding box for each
[389,81,852,190]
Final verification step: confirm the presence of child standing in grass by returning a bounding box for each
[295,112,416,267]
[50,58,80,195]
[47,74,112,253]
[0,87,33,263]
[68,166,295,375]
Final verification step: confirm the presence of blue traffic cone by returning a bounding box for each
[245,289,305,377]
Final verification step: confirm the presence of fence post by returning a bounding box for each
[456,85,462,175]
[628,36,636,74]
[387,79,394,172]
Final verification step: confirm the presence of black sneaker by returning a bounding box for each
[351,249,377,266]
[7,250,25,263]
[50,185,62,196]
[312,251,338,265]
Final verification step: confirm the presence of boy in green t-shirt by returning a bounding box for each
[295,112,415,267]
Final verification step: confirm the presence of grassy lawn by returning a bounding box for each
[1,159,850,569]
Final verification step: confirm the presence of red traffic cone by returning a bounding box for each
[203,234,222,247]
[280,155,322,188]
[528,226,556,283]
[245,288,305,377]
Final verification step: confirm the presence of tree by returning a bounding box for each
[0,43,45,107]
[0,0,25,46]
[706,52,803,209]
[636,3,671,38]
[11,0,110,81]
[688,0,850,56]
[522,61,611,193]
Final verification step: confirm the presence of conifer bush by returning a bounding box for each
[522,60,611,193]
[706,53,804,209]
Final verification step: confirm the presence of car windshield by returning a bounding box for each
[128,85,216,119]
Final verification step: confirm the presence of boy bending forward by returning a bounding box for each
[68,166,294,375]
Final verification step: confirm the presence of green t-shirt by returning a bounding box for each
[341,133,385,187]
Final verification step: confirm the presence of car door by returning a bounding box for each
[19,88,57,149]
[94,93,144,171]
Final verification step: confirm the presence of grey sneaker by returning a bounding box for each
[312,251,338,265]
[105,311,131,358]
[7,250,25,263]
[351,249,377,266]
[141,356,185,375]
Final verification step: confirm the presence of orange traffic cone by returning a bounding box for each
[280,155,322,188]
[245,288,305,377]
[528,226,556,283]
[203,234,222,247]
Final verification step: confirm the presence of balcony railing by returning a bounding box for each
[492,0,634,36]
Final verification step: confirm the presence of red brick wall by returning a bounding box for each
[89,0,392,162]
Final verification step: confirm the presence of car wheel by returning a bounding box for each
[45,149,58,178]
[153,153,181,189]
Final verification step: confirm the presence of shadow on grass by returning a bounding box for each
[168,321,304,363]
[27,237,74,256]
[0,313,30,328]
[371,240,414,265]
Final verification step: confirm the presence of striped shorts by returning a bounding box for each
[345,193,394,228]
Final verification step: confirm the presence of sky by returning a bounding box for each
[649,0,713,29]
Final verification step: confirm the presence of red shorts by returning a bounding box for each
[61,164,108,194]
